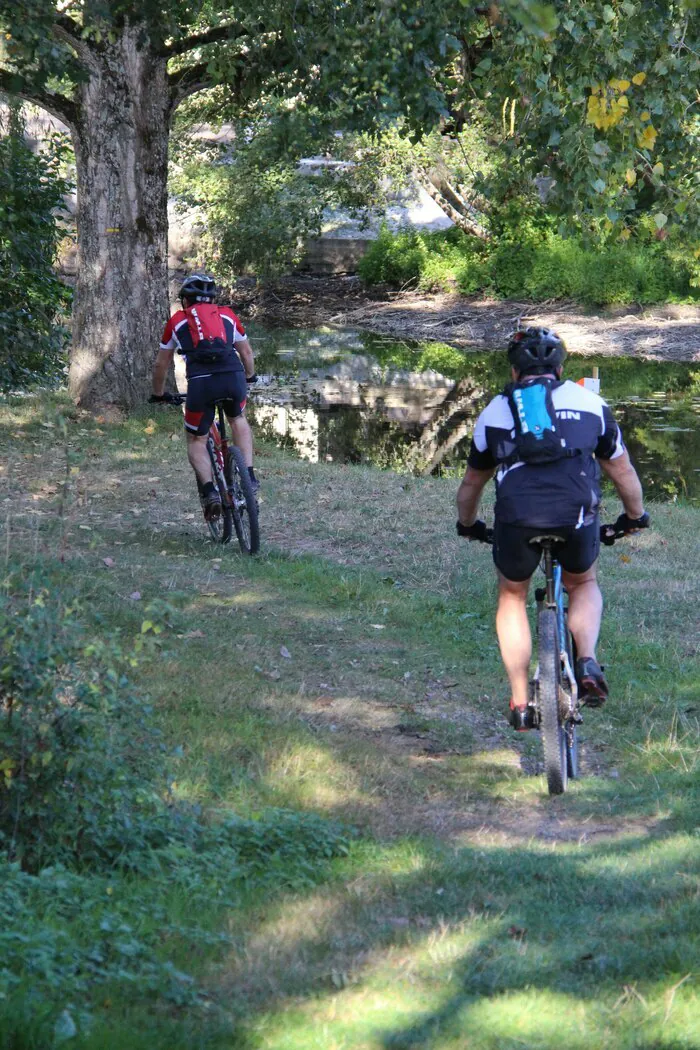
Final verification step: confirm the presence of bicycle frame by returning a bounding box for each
[209,406,232,510]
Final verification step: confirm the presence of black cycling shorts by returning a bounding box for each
[493,519,600,582]
[184,370,247,436]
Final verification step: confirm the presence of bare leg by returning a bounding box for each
[186,432,212,485]
[495,573,532,708]
[562,562,603,660]
[228,413,253,469]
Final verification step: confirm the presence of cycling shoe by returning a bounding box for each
[576,657,608,707]
[508,701,537,732]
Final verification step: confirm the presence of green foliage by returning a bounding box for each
[0,105,71,392]
[359,225,700,306]
[171,152,328,280]
[480,0,700,235]
[358,225,428,288]
[0,571,351,1033]
[0,580,349,876]
[0,583,170,872]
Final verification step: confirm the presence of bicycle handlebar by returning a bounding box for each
[149,392,186,405]
[459,520,648,548]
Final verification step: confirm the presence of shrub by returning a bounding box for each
[0,105,72,393]
[0,577,351,1029]
[0,586,170,872]
[0,583,351,878]
[358,224,426,287]
[358,223,700,306]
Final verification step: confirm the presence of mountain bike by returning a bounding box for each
[155,394,260,554]
[474,521,634,796]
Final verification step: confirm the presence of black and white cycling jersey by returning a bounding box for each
[467,379,625,528]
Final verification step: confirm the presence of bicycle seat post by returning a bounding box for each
[542,541,556,607]
[529,535,562,607]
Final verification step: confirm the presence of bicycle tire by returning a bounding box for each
[538,607,567,795]
[564,626,579,780]
[201,438,233,544]
[225,445,260,555]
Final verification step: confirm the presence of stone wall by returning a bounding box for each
[297,238,370,275]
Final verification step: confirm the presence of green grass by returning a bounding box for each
[0,391,698,1049]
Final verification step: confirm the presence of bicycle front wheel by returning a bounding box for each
[538,607,567,795]
[225,445,260,555]
[564,626,579,780]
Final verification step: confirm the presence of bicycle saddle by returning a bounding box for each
[528,534,566,547]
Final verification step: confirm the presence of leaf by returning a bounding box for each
[654,212,668,229]
[280,645,292,659]
[129,591,141,601]
[141,620,154,633]
[592,178,607,194]
[637,124,658,150]
[602,5,615,22]
[184,629,204,639]
[632,71,646,85]
[102,557,115,568]
[619,554,631,563]
[625,168,637,187]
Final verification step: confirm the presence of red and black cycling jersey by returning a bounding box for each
[468,380,626,528]
[160,304,247,379]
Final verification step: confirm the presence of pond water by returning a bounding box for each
[247,325,700,503]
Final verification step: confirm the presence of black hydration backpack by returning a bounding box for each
[504,377,578,465]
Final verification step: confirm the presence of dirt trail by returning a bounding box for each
[239,276,700,362]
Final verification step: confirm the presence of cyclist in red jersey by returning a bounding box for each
[150,274,259,519]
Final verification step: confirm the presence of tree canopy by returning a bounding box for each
[1,0,699,405]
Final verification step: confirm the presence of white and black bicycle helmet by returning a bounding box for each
[507,326,566,375]
[179,273,217,303]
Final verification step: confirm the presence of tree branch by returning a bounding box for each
[169,33,295,113]
[161,21,251,58]
[168,61,214,108]
[416,169,489,240]
[52,13,101,71]
[0,70,78,129]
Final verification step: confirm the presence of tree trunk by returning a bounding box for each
[68,26,171,410]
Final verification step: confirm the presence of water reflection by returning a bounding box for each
[248,326,700,502]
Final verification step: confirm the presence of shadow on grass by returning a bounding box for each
[218,821,698,1049]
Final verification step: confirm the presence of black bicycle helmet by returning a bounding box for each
[179,273,217,303]
[507,326,566,375]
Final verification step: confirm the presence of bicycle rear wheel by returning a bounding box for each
[200,438,233,544]
[225,445,260,555]
[538,607,568,795]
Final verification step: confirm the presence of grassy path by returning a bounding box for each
[1,393,698,1049]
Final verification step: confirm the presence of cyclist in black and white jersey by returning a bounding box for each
[456,327,649,730]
